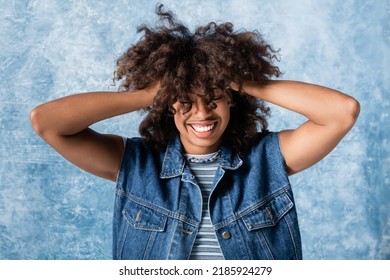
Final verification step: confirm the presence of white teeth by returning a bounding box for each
[192,124,215,132]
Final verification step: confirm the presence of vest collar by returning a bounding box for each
[160,134,243,179]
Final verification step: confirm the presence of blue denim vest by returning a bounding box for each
[113,132,302,259]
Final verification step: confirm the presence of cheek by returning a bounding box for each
[173,111,187,130]
[225,106,231,119]
[219,104,231,125]
[173,114,181,128]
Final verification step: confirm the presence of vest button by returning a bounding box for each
[222,231,231,240]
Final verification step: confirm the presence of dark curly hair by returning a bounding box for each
[115,4,281,153]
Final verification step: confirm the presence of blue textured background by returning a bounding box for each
[0,0,389,259]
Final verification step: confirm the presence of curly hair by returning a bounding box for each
[115,4,281,153]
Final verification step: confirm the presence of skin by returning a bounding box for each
[30,80,360,181]
[236,81,360,175]
[172,88,230,154]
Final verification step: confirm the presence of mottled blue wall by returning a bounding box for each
[0,0,389,259]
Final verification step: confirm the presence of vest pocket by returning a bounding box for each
[122,200,167,232]
[118,201,168,259]
[241,191,294,230]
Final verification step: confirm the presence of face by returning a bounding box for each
[172,89,230,155]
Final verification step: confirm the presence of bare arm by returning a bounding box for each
[239,80,360,175]
[30,82,160,181]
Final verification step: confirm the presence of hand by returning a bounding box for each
[143,80,161,100]
[229,81,240,92]
[229,80,258,96]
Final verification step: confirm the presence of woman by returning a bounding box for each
[30,5,360,259]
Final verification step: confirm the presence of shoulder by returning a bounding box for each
[244,131,286,163]
[123,136,145,147]
[251,131,281,149]
[121,136,168,165]
[118,137,165,177]
[122,137,162,157]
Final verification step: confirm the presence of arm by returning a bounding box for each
[30,82,160,182]
[240,80,360,175]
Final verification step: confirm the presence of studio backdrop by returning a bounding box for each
[0,0,389,259]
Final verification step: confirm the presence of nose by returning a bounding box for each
[192,98,212,117]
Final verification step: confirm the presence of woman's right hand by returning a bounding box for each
[143,80,161,104]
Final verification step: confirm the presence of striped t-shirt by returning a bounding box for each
[186,151,224,260]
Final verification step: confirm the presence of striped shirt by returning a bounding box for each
[186,151,224,260]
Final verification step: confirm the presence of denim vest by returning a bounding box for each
[113,132,302,260]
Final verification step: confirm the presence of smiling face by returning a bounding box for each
[172,89,230,155]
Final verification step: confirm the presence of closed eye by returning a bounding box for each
[212,88,225,102]
[177,100,193,113]
[212,92,227,103]
[179,101,192,106]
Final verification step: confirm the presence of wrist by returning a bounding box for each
[241,80,265,97]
